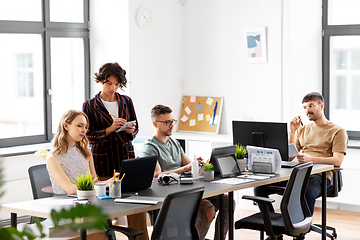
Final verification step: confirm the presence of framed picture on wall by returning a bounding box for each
[244,26,267,63]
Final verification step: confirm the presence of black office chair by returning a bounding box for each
[108,186,205,240]
[270,167,343,240]
[235,162,313,240]
[28,164,54,223]
[310,167,343,240]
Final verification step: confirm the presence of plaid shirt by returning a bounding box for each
[83,92,138,177]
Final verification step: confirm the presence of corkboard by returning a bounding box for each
[177,95,223,134]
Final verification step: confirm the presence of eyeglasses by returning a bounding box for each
[156,119,177,126]
[303,103,318,110]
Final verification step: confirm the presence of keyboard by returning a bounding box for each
[114,198,159,205]
[281,161,299,168]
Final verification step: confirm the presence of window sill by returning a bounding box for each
[0,142,52,157]
[348,140,360,149]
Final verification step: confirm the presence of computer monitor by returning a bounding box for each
[209,145,237,175]
[232,120,289,161]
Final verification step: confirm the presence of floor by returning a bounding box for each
[114,207,360,240]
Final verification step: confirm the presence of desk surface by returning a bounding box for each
[2,164,333,220]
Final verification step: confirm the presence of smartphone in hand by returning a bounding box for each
[288,143,299,157]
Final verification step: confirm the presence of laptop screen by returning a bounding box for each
[120,155,157,193]
[215,154,240,178]
[209,145,237,174]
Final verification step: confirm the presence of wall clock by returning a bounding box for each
[137,6,152,29]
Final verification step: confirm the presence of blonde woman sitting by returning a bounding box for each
[46,109,147,240]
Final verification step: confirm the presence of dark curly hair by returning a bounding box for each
[151,105,172,121]
[94,62,127,89]
[302,92,324,103]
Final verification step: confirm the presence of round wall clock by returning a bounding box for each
[137,6,152,29]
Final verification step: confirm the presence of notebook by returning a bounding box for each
[119,155,158,193]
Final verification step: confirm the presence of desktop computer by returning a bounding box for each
[232,120,289,162]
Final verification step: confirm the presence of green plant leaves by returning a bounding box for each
[235,144,247,159]
[204,162,214,171]
[51,204,108,231]
[73,172,95,191]
[0,218,45,240]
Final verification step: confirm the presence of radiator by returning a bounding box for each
[0,179,33,220]
[328,169,360,205]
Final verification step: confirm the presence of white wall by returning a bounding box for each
[129,0,184,136]
[128,0,323,139]
[183,0,283,137]
[90,0,130,95]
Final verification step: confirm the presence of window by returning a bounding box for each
[0,0,90,148]
[323,0,360,139]
[17,54,34,98]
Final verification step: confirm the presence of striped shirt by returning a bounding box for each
[83,92,139,177]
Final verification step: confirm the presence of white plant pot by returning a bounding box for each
[204,171,214,181]
[77,189,96,203]
[237,158,247,172]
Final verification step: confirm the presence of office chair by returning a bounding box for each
[28,164,54,223]
[270,167,343,240]
[309,167,342,240]
[235,162,313,240]
[108,186,205,240]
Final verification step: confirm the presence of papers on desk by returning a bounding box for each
[211,178,254,185]
[237,174,274,180]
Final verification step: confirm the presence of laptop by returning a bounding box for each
[119,155,158,193]
[214,154,241,178]
[281,144,300,168]
[209,145,237,175]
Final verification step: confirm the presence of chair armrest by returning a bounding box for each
[242,195,275,204]
[331,167,343,196]
[242,195,276,237]
[107,225,143,240]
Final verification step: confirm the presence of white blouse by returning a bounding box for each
[49,146,90,194]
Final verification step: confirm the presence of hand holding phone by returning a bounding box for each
[288,143,299,157]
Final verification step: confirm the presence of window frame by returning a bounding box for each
[0,0,90,148]
[322,0,360,140]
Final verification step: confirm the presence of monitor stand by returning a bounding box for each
[252,132,265,147]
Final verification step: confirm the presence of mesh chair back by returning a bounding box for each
[28,164,54,199]
[151,186,204,240]
[281,162,313,234]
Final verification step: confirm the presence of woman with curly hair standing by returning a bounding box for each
[83,62,148,240]
[83,62,138,178]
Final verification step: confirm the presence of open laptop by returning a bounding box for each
[119,155,158,193]
[281,144,300,168]
[214,154,241,178]
[209,145,237,175]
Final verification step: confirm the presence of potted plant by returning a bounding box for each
[235,144,247,171]
[203,163,214,181]
[73,172,97,203]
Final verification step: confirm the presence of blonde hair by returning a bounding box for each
[52,109,92,159]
